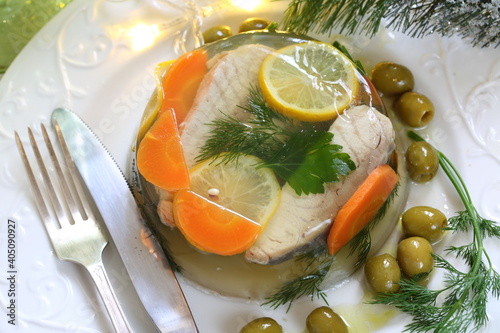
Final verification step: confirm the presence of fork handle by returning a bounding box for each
[87,263,133,333]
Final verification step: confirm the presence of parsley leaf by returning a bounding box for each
[261,131,355,195]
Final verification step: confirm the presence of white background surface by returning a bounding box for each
[0,0,499,332]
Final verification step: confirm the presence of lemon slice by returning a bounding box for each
[189,154,281,228]
[259,41,360,122]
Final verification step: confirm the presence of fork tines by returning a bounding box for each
[15,124,93,232]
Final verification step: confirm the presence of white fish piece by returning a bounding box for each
[179,44,275,168]
[245,105,396,264]
[157,44,274,226]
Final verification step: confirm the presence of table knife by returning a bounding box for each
[51,107,198,333]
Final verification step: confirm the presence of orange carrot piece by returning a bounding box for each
[160,49,208,124]
[173,189,262,256]
[137,110,190,191]
[327,164,398,255]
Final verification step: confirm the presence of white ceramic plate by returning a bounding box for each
[1,0,499,332]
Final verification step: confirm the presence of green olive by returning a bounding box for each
[371,62,414,96]
[364,253,401,294]
[397,236,434,279]
[395,92,435,127]
[405,141,439,183]
[402,206,448,243]
[238,18,271,33]
[306,306,348,333]
[239,317,283,333]
[202,25,232,44]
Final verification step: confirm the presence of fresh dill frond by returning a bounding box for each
[264,271,329,311]
[295,242,330,270]
[263,245,332,310]
[447,210,500,239]
[152,231,183,273]
[282,0,500,48]
[370,131,500,332]
[195,85,297,165]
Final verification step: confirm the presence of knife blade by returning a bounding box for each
[51,107,198,333]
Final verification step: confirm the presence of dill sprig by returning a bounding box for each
[195,85,301,165]
[281,0,500,48]
[370,131,500,333]
[263,245,332,310]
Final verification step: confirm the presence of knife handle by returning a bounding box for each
[87,263,133,333]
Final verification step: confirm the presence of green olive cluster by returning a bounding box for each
[371,62,440,183]
[202,18,272,44]
[364,206,447,293]
[371,62,435,128]
[239,306,348,333]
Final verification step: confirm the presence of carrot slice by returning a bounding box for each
[173,189,262,256]
[136,50,206,189]
[327,164,398,255]
[160,49,207,124]
[137,110,190,191]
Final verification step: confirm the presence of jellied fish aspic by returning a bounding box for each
[156,43,395,265]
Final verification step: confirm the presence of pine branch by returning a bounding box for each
[281,0,500,48]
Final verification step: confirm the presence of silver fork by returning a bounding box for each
[15,124,133,333]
